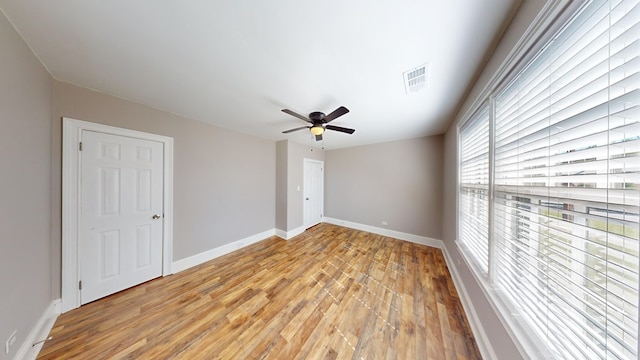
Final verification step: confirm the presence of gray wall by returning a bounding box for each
[275,141,288,231]
[287,141,324,231]
[442,1,546,359]
[275,140,324,232]
[51,81,276,296]
[0,11,53,360]
[325,136,443,240]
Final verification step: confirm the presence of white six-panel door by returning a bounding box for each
[80,130,164,304]
[303,159,324,229]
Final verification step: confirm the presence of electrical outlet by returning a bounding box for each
[5,329,17,354]
[381,221,388,226]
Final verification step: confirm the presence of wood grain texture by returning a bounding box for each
[39,224,481,359]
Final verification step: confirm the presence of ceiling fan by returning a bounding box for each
[281,106,355,141]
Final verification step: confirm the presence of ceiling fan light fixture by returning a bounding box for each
[310,126,324,135]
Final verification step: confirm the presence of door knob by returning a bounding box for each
[306,198,309,200]
[152,214,161,220]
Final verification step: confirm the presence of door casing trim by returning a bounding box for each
[62,117,174,312]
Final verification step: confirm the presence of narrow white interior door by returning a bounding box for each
[303,159,324,229]
[80,130,164,304]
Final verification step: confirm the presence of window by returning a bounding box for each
[459,0,639,358]
[459,107,490,273]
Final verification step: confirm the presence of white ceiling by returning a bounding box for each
[1,0,519,149]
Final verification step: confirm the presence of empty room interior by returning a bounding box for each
[1,0,638,359]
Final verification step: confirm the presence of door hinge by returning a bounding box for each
[79,281,82,290]
[79,142,83,151]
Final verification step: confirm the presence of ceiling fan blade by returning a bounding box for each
[323,106,349,123]
[282,126,310,134]
[315,134,323,141]
[326,124,355,134]
[282,109,311,123]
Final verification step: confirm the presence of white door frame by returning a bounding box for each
[62,117,174,312]
[303,158,324,229]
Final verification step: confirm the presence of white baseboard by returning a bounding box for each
[275,229,287,239]
[275,226,305,240]
[323,217,444,249]
[440,246,497,360]
[14,299,61,360]
[171,229,275,273]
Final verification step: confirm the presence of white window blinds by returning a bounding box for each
[492,0,639,358]
[459,107,490,273]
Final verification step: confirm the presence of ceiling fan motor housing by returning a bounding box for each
[309,112,325,122]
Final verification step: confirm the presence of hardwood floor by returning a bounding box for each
[39,224,481,359]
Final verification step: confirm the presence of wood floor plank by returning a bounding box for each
[38,224,481,359]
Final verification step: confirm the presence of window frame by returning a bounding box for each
[455,0,639,358]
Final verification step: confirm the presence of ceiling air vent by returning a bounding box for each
[403,63,428,94]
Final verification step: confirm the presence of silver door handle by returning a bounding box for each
[152,214,161,220]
